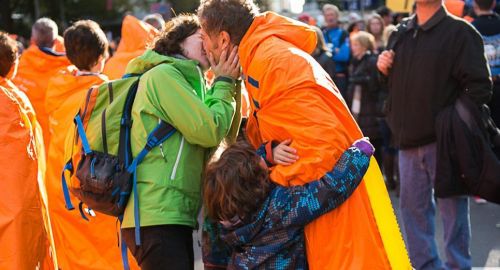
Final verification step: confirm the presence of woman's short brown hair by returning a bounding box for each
[0,32,18,77]
[203,142,271,222]
[64,20,108,71]
[152,14,200,56]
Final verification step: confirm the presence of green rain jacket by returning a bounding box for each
[121,50,237,228]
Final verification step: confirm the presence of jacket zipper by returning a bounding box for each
[170,65,202,181]
[170,136,185,180]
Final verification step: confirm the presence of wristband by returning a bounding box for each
[213,76,236,85]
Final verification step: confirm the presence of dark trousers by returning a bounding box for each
[122,225,194,270]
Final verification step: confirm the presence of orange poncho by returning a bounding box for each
[241,12,411,269]
[44,67,139,269]
[445,0,465,17]
[13,45,70,149]
[0,78,56,269]
[103,15,159,80]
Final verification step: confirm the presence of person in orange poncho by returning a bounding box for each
[14,18,70,150]
[102,15,159,80]
[44,20,138,269]
[0,31,57,270]
[198,1,411,269]
[445,0,475,22]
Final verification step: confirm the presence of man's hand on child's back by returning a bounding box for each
[272,139,299,166]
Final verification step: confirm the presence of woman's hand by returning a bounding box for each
[209,45,240,80]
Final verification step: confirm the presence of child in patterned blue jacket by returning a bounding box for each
[202,138,373,269]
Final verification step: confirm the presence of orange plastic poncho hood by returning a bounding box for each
[239,12,317,70]
[239,12,411,270]
[103,15,159,80]
[445,0,465,17]
[13,45,70,149]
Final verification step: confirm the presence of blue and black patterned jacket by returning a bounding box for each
[202,145,371,270]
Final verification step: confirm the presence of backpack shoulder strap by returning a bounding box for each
[127,120,176,246]
[386,17,412,51]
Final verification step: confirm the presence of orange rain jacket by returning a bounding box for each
[240,12,411,269]
[103,15,159,80]
[13,45,70,150]
[0,78,56,269]
[44,67,139,269]
[445,0,465,17]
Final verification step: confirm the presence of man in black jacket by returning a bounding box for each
[377,0,492,269]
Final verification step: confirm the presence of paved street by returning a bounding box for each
[388,191,500,268]
[193,190,500,269]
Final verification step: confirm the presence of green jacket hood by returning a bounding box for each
[125,49,201,76]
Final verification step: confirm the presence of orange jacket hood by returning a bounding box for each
[117,15,158,53]
[103,15,159,79]
[239,12,317,70]
[445,0,465,17]
[16,45,70,77]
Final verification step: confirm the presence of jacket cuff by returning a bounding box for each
[213,76,236,85]
[256,140,279,167]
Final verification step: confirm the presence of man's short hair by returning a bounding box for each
[322,4,340,16]
[32,17,58,48]
[0,32,18,77]
[474,0,494,10]
[64,20,108,71]
[198,0,259,45]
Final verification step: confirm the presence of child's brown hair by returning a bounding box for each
[203,142,271,222]
[64,20,108,71]
[0,32,18,77]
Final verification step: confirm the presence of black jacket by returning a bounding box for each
[383,7,492,149]
[435,95,500,204]
[348,52,383,140]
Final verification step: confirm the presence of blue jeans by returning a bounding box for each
[399,143,471,270]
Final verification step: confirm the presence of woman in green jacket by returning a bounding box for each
[121,14,240,270]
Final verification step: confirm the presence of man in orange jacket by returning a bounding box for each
[14,18,70,149]
[0,31,56,270]
[44,20,138,269]
[198,0,410,269]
